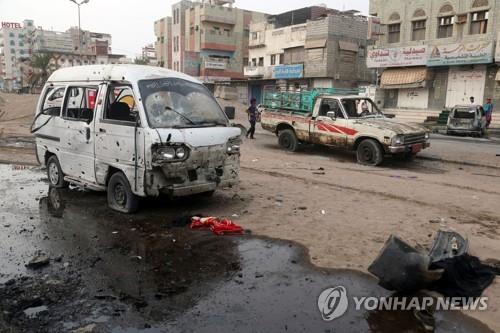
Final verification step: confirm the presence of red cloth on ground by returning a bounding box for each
[190,216,244,235]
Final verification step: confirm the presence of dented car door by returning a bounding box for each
[94,84,145,189]
[59,86,99,182]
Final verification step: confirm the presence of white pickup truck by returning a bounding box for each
[260,89,430,166]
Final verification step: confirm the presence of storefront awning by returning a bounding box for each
[339,41,359,52]
[305,39,327,49]
[380,67,432,89]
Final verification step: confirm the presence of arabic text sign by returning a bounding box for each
[367,46,428,68]
[427,42,493,66]
[272,64,304,79]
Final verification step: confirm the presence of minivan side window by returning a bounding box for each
[41,86,66,116]
[63,86,98,123]
[103,86,138,124]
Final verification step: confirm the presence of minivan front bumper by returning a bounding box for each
[145,144,240,197]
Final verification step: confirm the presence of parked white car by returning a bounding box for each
[32,65,241,213]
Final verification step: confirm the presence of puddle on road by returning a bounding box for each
[0,165,493,333]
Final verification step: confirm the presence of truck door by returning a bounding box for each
[59,86,99,183]
[94,84,145,189]
[312,98,348,147]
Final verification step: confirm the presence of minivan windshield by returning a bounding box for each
[138,78,228,128]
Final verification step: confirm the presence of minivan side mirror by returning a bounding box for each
[326,111,336,120]
[224,106,235,120]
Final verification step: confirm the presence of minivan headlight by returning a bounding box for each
[153,145,189,163]
[159,147,176,160]
[175,146,187,159]
[226,137,241,155]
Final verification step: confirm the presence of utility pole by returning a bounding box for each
[69,0,90,57]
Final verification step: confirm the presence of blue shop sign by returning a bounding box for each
[273,64,304,79]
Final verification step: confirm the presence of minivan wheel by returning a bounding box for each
[107,172,140,214]
[356,139,384,166]
[47,155,68,188]
[278,129,298,152]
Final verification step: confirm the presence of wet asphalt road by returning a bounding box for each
[0,165,494,333]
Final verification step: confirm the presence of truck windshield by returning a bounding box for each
[341,98,383,118]
[452,108,476,119]
[138,78,228,128]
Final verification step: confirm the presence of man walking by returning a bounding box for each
[246,98,258,139]
[484,98,493,128]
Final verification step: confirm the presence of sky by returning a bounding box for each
[0,0,369,58]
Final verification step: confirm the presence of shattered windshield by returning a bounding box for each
[341,98,384,119]
[452,108,476,119]
[138,78,228,128]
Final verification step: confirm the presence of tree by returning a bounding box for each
[134,57,149,65]
[28,52,54,90]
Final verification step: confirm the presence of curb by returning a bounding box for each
[417,155,500,170]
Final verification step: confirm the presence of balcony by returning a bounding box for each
[201,31,236,52]
[200,5,236,25]
[244,66,265,78]
[249,34,265,49]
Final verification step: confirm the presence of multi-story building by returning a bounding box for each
[67,28,112,55]
[0,20,36,90]
[1,19,125,92]
[368,0,500,112]
[154,0,267,82]
[154,17,173,68]
[33,29,74,53]
[141,43,158,65]
[243,7,375,103]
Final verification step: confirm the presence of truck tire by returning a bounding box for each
[356,139,384,166]
[47,155,68,189]
[107,172,140,214]
[278,129,298,152]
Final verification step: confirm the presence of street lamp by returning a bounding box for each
[69,0,90,56]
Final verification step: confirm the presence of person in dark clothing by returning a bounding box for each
[246,98,257,139]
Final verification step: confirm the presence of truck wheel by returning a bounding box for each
[278,129,298,152]
[47,155,68,188]
[107,172,140,214]
[357,139,384,166]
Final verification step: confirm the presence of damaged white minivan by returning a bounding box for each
[32,65,241,213]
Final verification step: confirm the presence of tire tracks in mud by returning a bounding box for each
[262,160,500,197]
[241,165,500,226]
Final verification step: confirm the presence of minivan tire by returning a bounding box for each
[357,139,384,166]
[278,129,298,152]
[107,172,140,214]
[47,155,68,188]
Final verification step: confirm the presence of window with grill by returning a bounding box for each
[437,16,454,38]
[470,11,488,34]
[411,20,426,41]
[388,24,400,43]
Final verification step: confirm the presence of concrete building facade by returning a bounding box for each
[244,7,374,103]
[154,0,267,82]
[369,0,500,112]
[0,20,36,90]
[1,19,124,92]
[154,17,172,68]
